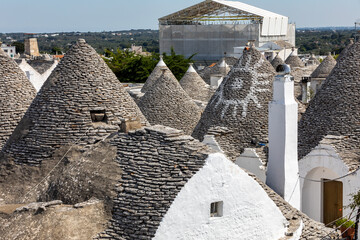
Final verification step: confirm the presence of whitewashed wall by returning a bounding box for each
[18,60,58,92]
[235,148,266,182]
[154,153,288,240]
[299,143,360,224]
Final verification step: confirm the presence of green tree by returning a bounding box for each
[103,47,194,83]
[12,42,24,54]
[51,46,63,55]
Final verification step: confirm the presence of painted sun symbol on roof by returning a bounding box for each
[211,54,272,119]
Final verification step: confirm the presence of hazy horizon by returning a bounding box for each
[0,0,359,33]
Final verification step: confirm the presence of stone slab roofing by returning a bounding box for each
[198,57,233,84]
[338,39,354,62]
[285,53,305,68]
[1,39,148,165]
[97,125,212,239]
[0,48,36,149]
[192,46,276,160]
[141,57,175,93]
[179,64,215,102]
[94,125,334,240]
[299,40,360,169]
[308,54,320,65]
[271,54,285,70]
[138,69,201,135]
[27,59,56,74]
[310,53,336,79]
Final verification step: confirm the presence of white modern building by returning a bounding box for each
[159,0,295,62]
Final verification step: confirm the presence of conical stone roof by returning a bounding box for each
[338,39,354,62]
[285,52,305,68]
[138,69,201,135]
[271,54,284,70]
[0,49,36,149]
[141,57,175,93]
[192,46,276,160]
[179,64,215,102]
[198,57,233,85]
[310,53,336,79]
[2,39,148,165]
[308,54,320,65]
[299,40,360,168]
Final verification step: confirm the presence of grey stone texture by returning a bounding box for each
[285,54,305,68]
[1,39,148,165]
[94,126,334,240]
[310,53,336,79]
[197,57,235,84]
[96,125,212,239]
[27,59,55,74]
[138,70,202,135]
[271,54,285,70]
[337,39,354,62]
[308,54,320,65]
[192,46,276,161]
[0,48,36,149]
[299,40,360,170]
[179,65,215,102]
[141,61,176,93]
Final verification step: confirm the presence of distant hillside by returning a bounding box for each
[1,28,358,56]
[296,29,358,55]
[0,30,159,54]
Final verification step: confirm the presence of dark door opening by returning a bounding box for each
[323,180,343,225]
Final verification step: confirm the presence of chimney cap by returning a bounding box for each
[276,64,291,76]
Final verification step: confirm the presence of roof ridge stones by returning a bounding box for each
[1,39,148,165]
[0,48,36,149]
[141,57,175,93]
[179,64,215,102]
[298,40,360,168]
[192,46,276,160]
[310,53,336,79]
[138,69,202,135]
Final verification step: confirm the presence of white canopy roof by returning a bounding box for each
[159,0,289,36]
[213,0,286,19]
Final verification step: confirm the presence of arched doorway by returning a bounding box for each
[301,167,342,224]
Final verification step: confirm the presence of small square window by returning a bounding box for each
[210,201,223,217]
[90,109,107,123]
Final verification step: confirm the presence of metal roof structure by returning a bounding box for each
[159,0,288,36]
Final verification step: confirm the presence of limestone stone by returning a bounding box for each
[138,70,201,135]
[285,52,305,68]
[141,57,176,93]
[310,53,336,79]
[299,40,360,170]
[179,64,215,102]
[271,54,285,70]
[0,48,36,149]
[1,39,148,165]
[192,46,276,161]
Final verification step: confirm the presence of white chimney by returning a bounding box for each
[266,64,301,210]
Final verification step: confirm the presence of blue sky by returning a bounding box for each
[1,0,359,33]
